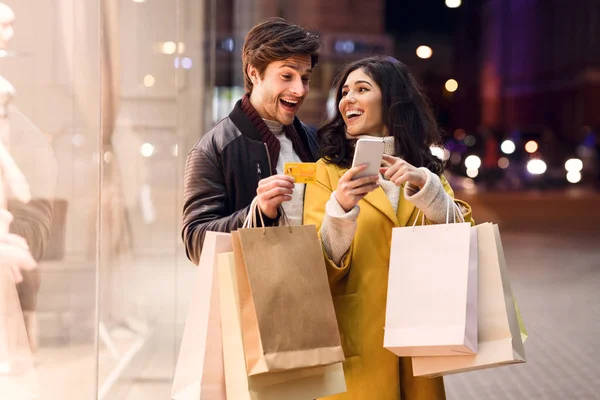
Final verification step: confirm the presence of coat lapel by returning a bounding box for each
[396,189,417,228]
[363,187,400,226]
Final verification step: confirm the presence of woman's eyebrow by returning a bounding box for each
[354,80,373,87]
[342,80,373,89]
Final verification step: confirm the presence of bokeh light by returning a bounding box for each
[527,159,547,175]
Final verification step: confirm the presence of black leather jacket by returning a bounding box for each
[182,100,319,265]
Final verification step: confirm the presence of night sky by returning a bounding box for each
[385,0,458,36]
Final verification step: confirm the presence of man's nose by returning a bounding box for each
[290,77,307,97]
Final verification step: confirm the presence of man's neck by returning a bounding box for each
[248,93,268,120]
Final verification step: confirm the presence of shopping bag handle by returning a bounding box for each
[243,197,292,233]
[412,194,465,229]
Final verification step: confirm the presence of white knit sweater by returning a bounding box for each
[320,135,463,265]
[263,119,305,226]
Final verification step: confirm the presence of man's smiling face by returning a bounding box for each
[248,54,312,125]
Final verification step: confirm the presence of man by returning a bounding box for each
[182,18,320,264]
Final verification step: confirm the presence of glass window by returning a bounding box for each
[0,0,213,398]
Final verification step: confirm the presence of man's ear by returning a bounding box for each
[247,64,261,86]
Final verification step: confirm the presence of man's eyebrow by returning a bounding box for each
[280,64,312,74]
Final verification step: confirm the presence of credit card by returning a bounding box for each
[283,162,317,184]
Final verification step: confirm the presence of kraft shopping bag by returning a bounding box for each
[232,199,344,376]
[217,252,347,400]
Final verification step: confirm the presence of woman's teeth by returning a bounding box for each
[346,110,363,119]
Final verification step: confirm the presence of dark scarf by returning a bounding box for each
[241,94,313,173]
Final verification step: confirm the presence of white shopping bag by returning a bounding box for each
[170,232,231,400]
[384,201,478,357]
[411,223,527,377]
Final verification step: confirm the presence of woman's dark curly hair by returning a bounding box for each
[318,56,445,175]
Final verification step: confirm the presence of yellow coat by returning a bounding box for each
[304,160,474,400]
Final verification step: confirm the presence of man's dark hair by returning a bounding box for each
[242,17,320,93]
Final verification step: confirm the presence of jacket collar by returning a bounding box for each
[229,99,318,160]
[229,99,263,142]
[229,99,306,141]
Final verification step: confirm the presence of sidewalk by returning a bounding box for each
[445,229,600,399]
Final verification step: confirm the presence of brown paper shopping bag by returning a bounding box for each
[384,200,478,357]
[217,252,347,400]
[0,263,39,400]
[170,232,231,400]
[411,223,527,377]
[231,199,344,376]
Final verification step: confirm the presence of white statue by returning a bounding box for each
[0,2,15,147]
[0,2,35,281]
[0,3,14,49]
[0,3,38,389]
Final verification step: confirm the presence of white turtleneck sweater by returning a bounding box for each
[320,135,464,265]
[263,119,305,227]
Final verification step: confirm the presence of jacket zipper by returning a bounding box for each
[256,162,262,180]
[257,144,273,181]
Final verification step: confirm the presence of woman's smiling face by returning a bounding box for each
[339,68,388,137]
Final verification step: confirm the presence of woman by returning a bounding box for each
[304,56,474,399]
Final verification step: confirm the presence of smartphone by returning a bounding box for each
[351,138,385,179]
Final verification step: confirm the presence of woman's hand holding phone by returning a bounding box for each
[335,165,380,212]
